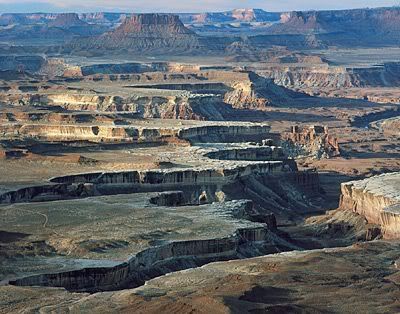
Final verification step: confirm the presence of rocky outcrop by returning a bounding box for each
[0,122,271,143]
[0,160,293,204]
[178,123,271,142]
[50,163,288,186]
[10,222,292,292]
[72,14,203,54]
[5,242,400,313]
[179,9,280,24]
[258,62,400,89]
[149,191,186,206]
[205,146,286,161]
[224,72,306,109]
[270,7,400,47]
[282,125,340,159]
[339,172,400,239]
[0,123,141,142]
[48,13,87,29]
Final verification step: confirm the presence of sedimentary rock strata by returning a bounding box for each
[282,125,340,159]
[71,14,204,54]
[340,172,400,238]
[3,241,400,313]
[258,62,400,89]
[0,122,272,143]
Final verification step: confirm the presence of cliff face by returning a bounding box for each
[114,14,193,36]
[271,7,400,46]
[48,13,88,29]
[259,62,400,89]
[75,14,202,53]
[282,125,340,159]
[339,173,400,239]
[10,225,280,292]
[0,122,271,144]
[275,8,400,35]
[179,9,280,24]
[224,72,302,109]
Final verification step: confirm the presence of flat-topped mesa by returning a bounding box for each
[114,14,194,37]
[0,123,271,143]
[224,72,304,109]
[48,13,88,28]
[276,7,400,35]
[282,125,340,159]
[0,161,293,204]
[259,62,400,89]
[339,172,400,239]
[10,220,287,292]
[78,14,202,53]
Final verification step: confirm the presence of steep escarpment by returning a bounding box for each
[259,62,400,89]
[0,122,271,143]
[179,9,280,24]
[48,13,88,29]
[339,172,400,239]
[224,72,305,109]
[71,14,205,54]
[11,223,291,292]
[282,125,340,159]
[271,7,400,47]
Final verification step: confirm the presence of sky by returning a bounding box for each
[0,0,399,13]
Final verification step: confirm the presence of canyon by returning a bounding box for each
[0,6,400,314]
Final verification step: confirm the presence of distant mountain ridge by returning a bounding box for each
[2,7,400,52]
[0,9,281,26]
[179,9,281,24]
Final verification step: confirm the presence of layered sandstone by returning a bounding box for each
[339,172,400,239]
[48,13,88,29]
[74,14,203,54]
[271,7,400,47]
[282,125,340,159]
[258,62,400,89]
[0,122,271,143]
[4,241,400,313]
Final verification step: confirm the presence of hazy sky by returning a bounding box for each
[0,0,399,13]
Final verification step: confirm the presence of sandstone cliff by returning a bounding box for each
[270,7,400,47]
[73,14,204,54]
[339,173,400,239]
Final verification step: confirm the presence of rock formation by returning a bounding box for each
[48,13,88,29]
[179,9,280,24]
[258,62,400,89]
[270,7,400,47]
[224,72,304,108]
[282,125,340,159]
[74,14,203,54]
[340,172,400,239]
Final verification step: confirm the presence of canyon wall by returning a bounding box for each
[0,123,271,143]
[282,125,340,159]
[258,62,400,89]
[10,225,285,292]
[205,146,286,161]
[339,173,400,239]
[0,161,291,204]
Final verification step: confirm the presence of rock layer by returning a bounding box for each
[340,172,400,239]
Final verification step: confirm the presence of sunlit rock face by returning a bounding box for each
[340,172,400,239]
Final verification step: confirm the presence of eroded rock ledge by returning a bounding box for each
[339,172,400,239]
[9,200,298,293]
